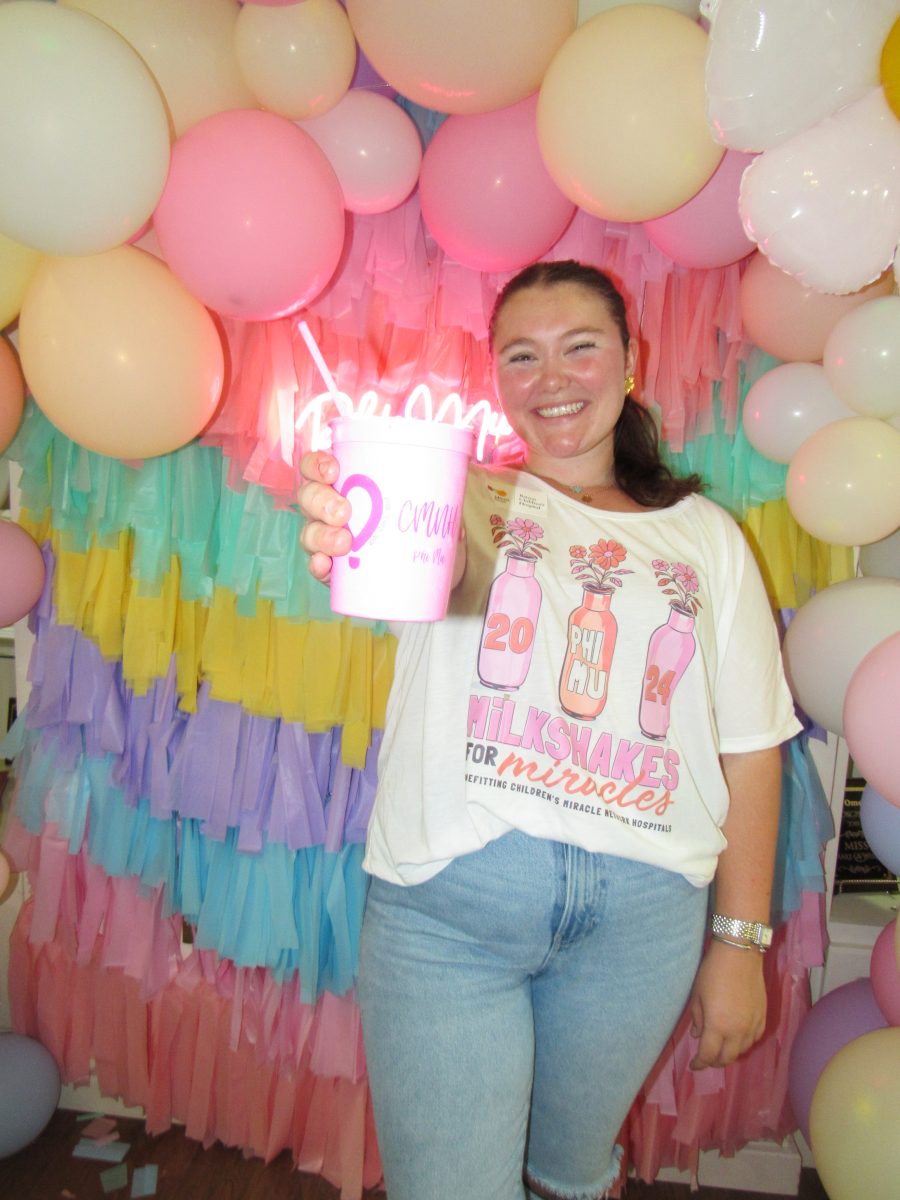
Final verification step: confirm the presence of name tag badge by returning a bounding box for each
[512,487,548,516]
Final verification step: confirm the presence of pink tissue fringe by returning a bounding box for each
[6,815,825,1196]
[201,199,749,501]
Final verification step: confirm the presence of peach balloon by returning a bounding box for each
[0,233,42,332]
[19,247,225,460]
[61,0,256,136]
[0,336,24,456]
[538,5,722,222]
[345,0,576,116]
[235,0,356,120]
[739,253,894,363]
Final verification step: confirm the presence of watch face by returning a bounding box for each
[759,927,773,947]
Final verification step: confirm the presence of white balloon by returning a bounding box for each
[823,296,900,419]
[705,0,898,151]
[782,576,900,734]
[0,1,171,255]
[579,0,699,22]
[742,362,855,464]
[739,89,900,295]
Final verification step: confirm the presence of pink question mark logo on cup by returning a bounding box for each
[329,415,473,622]
[339,474,384,569]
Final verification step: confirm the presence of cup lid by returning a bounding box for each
[329,415,475,456]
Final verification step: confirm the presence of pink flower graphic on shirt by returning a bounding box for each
[490,514,549,560]
[569,538,632,590]
[652,558,703,615]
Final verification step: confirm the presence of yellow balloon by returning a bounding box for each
[235,0,356,121]
[538,5,722,221]
[60,0,256,136]
[0,232,43,331]
[786,417,900,547]
[19,247,225,460]
[810,1028,900,1200]
[345,0,576,116]
[881,15,900,121]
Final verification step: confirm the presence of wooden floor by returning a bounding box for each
[0,1109,832,1200]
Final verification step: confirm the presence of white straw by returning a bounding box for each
[297,319,339,395]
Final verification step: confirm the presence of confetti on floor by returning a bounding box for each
[72,1138,129,1163]
[131,1164,158,1197]
[100,1163,129,1194]
[81,1117,118,1140]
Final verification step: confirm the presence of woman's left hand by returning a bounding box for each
[688,938,767,1070]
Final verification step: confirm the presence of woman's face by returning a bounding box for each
[491,281,637,474]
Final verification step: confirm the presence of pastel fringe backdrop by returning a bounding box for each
[3,197,853,1194]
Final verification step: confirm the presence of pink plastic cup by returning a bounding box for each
[328,416,475,621]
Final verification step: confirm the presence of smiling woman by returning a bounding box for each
[296,258,801,1200]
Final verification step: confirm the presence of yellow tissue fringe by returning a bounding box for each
[740,499,854,609]
[29,519,395,768]
[24,497,852,764]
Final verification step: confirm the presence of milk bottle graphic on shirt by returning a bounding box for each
[559,586,618,718]
[558,540,631,719]
[477,516,546,690]
[638,558,700,739]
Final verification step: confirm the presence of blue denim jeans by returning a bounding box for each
[358,830,709,1200]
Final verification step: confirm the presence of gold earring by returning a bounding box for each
[624,375,635,396]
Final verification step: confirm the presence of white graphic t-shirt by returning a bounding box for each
[363,466,802,887]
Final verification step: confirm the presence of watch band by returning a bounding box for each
[710,913,773,950]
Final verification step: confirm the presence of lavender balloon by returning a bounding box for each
[860,783,900,876]
[0,1033,61,1158]
[787,978,888,1145]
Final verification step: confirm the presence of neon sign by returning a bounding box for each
[294,321,513,462]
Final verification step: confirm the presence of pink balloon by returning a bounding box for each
[871,919,900,1026]
[643,150,757,269]
[0,521,44,626]
[419,93,575,273]
[298,90,421,215]
[154,109,345,321]
[843,632,900,807]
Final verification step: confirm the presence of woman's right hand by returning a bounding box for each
[297,451,352,582]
